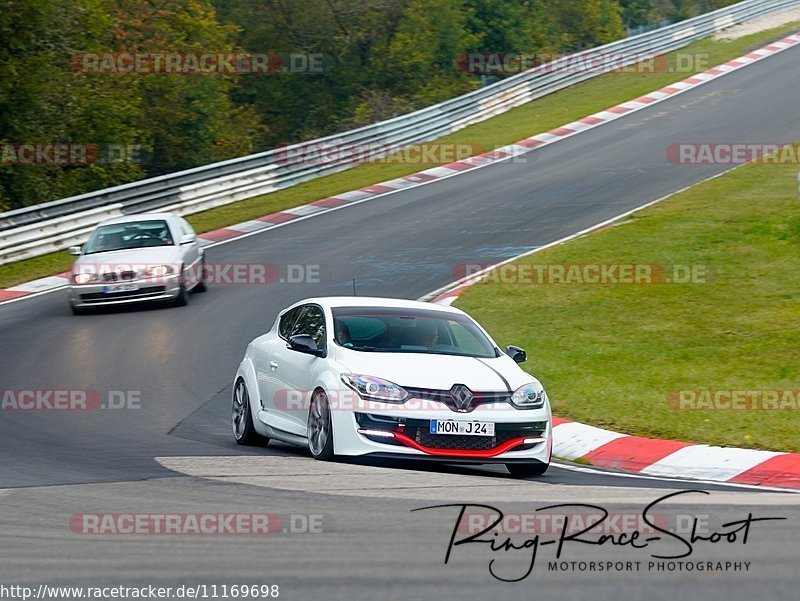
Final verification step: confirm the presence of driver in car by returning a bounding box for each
[98,232,123,252]
[412,319,438,348]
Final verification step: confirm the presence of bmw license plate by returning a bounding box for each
[430,419,495,437]
[103,284,139,294]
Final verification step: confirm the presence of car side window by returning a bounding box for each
[290,305,326,350]
[278,307,301,340]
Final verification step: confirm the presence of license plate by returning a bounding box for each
[429,419,495,437]
[103,284,139,294]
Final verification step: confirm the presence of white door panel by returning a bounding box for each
[274,350,318,434]
[253,337,284,415]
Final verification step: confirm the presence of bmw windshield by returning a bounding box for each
[332,307,499,358]
[84,220,174,254]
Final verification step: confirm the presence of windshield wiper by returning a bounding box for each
[425,350,488,358]
[342,345,385,352]
[83,248,127,255]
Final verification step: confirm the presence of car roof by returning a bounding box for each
[96,213,178,226]
[293,296,464,315]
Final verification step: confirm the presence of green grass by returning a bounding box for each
[1,21,798,290]
[454,156,800,453]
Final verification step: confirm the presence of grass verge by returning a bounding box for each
[454,155,800,453]
[1,22,798,290]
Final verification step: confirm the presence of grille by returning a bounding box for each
[414,428,521,451]
[80,285,166,302]
[101,271,136,282]
[404,387,511,413]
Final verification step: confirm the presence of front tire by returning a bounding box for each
[232,379,269,446]
[308,389,335,460]
[193,256,207,293]
[173,278,189,307]
[506,462,549,477]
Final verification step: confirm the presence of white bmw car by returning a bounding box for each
[232,297,552,476]
[67,213,205,314]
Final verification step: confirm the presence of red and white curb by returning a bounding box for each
[1,31,799,309]
[0,272,71,303]
[551,417,800,490]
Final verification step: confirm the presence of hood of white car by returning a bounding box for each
[73,246,184,270]
[334,348,537,393]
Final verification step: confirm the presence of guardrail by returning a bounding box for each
[1,0,798,265]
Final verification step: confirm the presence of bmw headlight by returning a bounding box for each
[511,382,547,409]
[144,264,175,278]
[73,272,97,284]
[341,374,408,403]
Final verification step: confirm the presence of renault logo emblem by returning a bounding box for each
[450,384,473,411]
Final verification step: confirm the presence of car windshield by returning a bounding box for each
[332,307,499,358]
[84,220,174,254]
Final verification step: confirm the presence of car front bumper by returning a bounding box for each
[68,275,181,308]
[330,401,552,464]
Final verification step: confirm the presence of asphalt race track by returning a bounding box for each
[1,39,800,601]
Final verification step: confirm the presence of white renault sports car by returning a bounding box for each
[232,297,552,476]
[67,212,205,314]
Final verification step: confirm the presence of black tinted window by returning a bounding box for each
[291,305,326,349]
[331,307,496,358]
[279,307,301,339]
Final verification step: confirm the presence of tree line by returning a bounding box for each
[0,0,738,210]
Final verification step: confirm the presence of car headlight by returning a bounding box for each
[341,374,408,403]
[144,264,175,277]
[73,272,96,284]
[511,382,547,409]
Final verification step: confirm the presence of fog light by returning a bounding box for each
[358,429,396,438]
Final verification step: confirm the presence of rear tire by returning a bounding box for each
[232,379,269,446]
[308,390,335,460]
[506,462,549,477]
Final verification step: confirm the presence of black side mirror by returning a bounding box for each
[505,345,526,363]
[288,334,324,357]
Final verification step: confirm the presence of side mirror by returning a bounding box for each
[288,334,324,357]
[180,233,196,245]
[68,246,82,256]
[506,345,526,363]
